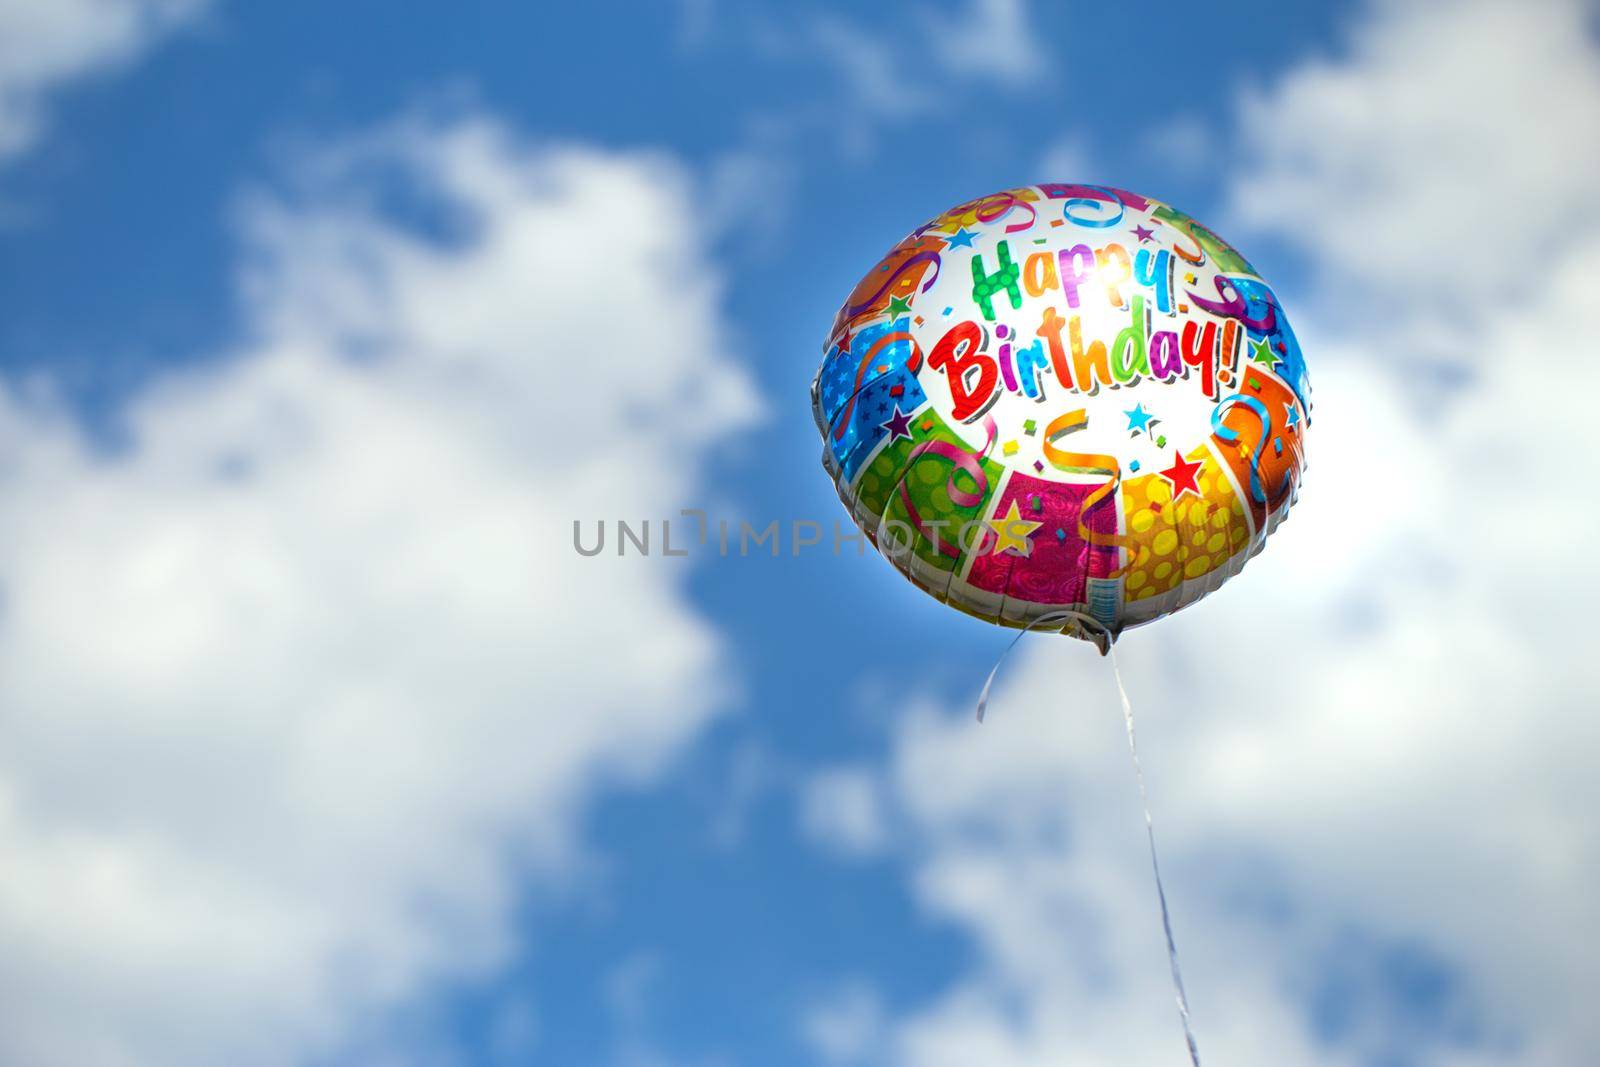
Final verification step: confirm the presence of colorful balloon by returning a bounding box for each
[813,184,1310,642]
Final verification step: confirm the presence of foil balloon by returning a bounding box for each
[812,184,1310,643]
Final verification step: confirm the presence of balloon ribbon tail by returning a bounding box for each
[1109,645,1203,1067]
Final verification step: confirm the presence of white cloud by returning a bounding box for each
[799,766,888,858]
[803,981,888,1066]
[670,0,717,53]
[1138,113,1216,175]
[0,0,210,160]
[1229,0,1600,330]
[703,118,801,253]
[919,0,1041,86]
[796,0,1041,140]
[810,15,932,123]
[1035,135,1092,184]
[486,993,542,1066]
[811,1,1600,1064]
[0,111,759,1066]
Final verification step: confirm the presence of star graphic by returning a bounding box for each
[880,404,915,442]
[1158,450,1204,501]
[1250,337,1281,368]
[1284,400,1301,429]
[1124,402,1155,435]
[946,227,978,248]
[886,293,912,317]
[986,500,1042,556]
[1133,224,1155,242]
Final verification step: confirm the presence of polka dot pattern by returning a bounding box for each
[1120,446,1250,602]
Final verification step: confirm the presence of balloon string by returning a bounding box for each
[1108,645,1203,1067]
[974,609,1110,723]
[975,629,1203,1067]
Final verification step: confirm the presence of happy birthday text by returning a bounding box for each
[928,239,1243,422]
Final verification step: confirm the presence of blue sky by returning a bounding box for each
[0,1,1346,398]
[1,2,1597,1066]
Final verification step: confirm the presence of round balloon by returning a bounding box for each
[812,184,1310,641]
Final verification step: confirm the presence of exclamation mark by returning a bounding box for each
[1217,320,1239,390]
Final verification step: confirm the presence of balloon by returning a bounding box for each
[812,184,1310,642]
